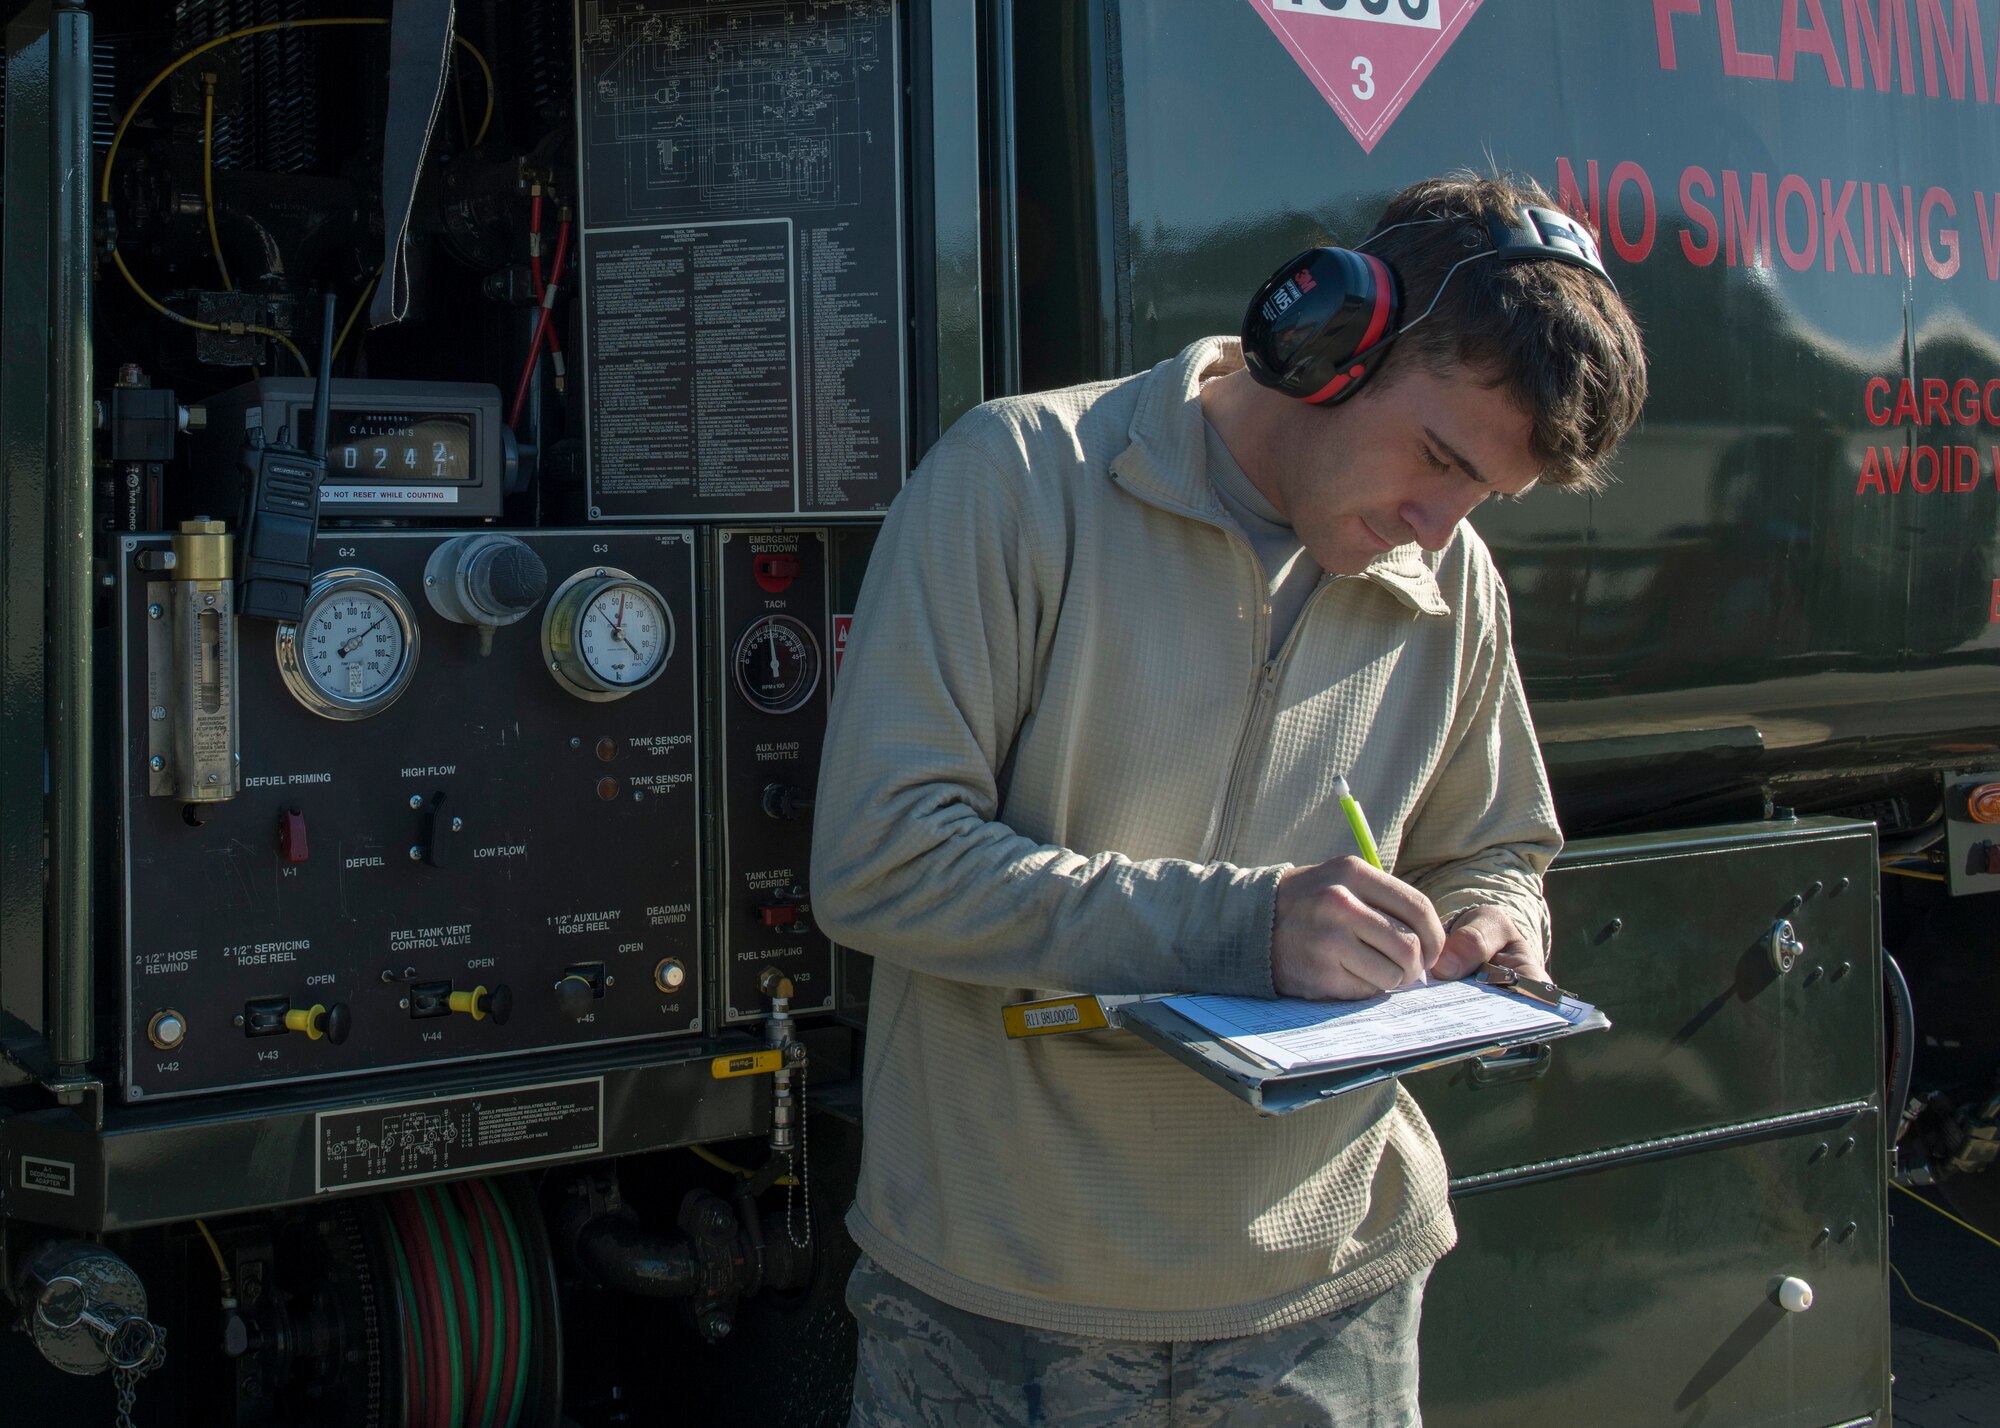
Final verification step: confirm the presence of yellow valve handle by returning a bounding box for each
[448,985,490,1021]
[283,1004,328,1041]
[710,1049,783,1079]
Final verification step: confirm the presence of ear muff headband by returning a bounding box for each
[1242,204,1615,406]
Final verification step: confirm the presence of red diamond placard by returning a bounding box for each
[1248,0,1489,154]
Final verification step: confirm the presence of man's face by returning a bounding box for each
[1271,361,1543,576]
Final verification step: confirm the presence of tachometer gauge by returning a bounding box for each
[732,614,822,715]
[277,570,421,720]
[543,568,674,701]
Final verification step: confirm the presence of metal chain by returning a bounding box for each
[111,1324,166,1428]
[787,1060,810,1248]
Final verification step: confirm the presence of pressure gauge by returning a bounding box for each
[276,570,421,720]
[542,567,674,701]
[732,615,822,715]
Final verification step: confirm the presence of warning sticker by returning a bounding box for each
[832,615,853,676]
[1248,0,1488,154]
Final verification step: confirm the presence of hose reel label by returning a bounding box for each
[314,1077,603,1193]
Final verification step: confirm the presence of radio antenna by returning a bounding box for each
[309,291,336,460]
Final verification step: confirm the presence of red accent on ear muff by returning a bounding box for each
[1355,255,1394,354]
[1303,363,1369,405]
[1240,246,1405,407]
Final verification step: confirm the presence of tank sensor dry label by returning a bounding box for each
[314,1077,603,1193]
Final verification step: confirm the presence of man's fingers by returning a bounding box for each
[1339,861,1445,965]
[1353,907,1427,986]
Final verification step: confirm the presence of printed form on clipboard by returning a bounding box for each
[1118,977,1610,1116]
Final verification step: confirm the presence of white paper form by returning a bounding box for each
[1159,979,1589,1074]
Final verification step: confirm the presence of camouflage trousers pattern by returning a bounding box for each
[846,1254,1428,1427]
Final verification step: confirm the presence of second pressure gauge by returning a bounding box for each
[277,570,421,720]
[732,614,822,715]
[542,568,674,700]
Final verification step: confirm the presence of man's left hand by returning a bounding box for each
[1428,906,1547,984]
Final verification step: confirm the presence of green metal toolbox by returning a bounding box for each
[1412,818,1886,1428]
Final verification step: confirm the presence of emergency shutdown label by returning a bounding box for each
[574,0,907,519]
[315,1078,604,1192]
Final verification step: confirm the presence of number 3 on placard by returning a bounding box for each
[1351,55,1375,100]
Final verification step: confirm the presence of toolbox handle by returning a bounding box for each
[1468,1043,1553,1087]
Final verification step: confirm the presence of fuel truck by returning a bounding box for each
[0,1,1989,1424]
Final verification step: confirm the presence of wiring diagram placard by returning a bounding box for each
[575,0,906,519]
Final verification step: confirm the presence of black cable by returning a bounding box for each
[1885,949,1917,1148]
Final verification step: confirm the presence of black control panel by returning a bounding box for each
[117,529,703,1101]
[711,529,835,1024]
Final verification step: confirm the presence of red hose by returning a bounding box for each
[454,1181,497,1428]
[392,1191,448,1428]
[467,1178,521,1426]
[508,216,572,431]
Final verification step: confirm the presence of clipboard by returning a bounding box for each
[1116,985,1610,1116]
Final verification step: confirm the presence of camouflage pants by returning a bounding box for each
[846,1254,1427,1427]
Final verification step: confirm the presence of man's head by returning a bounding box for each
[1207,173,1648,575]
[1354,173,1647,493]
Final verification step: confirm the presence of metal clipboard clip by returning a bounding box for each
[1475,964,1566,1008]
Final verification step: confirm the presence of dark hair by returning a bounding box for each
[1360,173,1647,491]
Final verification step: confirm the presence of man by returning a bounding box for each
[812,174,1647,1426]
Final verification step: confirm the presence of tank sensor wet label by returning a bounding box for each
[314,1077,604,1193]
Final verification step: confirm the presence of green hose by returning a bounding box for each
[384,1209,425,1425]
[414,1189,466,1427]
[463,1185,507,1428]
[434,1187,488,1428]
[490,1182,534,1428]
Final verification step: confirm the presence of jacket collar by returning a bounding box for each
[1109,336,1453,619]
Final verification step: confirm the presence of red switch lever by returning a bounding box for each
[753,554,801,593]
[279,808,309,864]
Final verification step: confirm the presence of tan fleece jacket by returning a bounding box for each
[812,336,1562,1339]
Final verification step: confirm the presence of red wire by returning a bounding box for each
[454,1182,497,1428]
[507,217,572,431]
[528,192,543,296]
[468,1179,521,1427]
[393,1192,447,1428]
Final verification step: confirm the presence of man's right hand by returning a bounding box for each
[1272,857,1445,1000]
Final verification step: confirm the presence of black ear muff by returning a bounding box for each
[1241,246,1402,406]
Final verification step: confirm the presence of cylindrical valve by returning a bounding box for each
[424,534,550,630]
[165,519,238,803]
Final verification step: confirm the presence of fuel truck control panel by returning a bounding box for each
[118,529,705,1100]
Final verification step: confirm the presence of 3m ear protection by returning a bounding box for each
[1241,205,1613,406]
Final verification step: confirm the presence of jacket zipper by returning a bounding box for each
[1108,475,1341,862]
[1206,575,1340,861]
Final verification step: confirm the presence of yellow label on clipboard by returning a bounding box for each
[1002,995,1111,1039]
